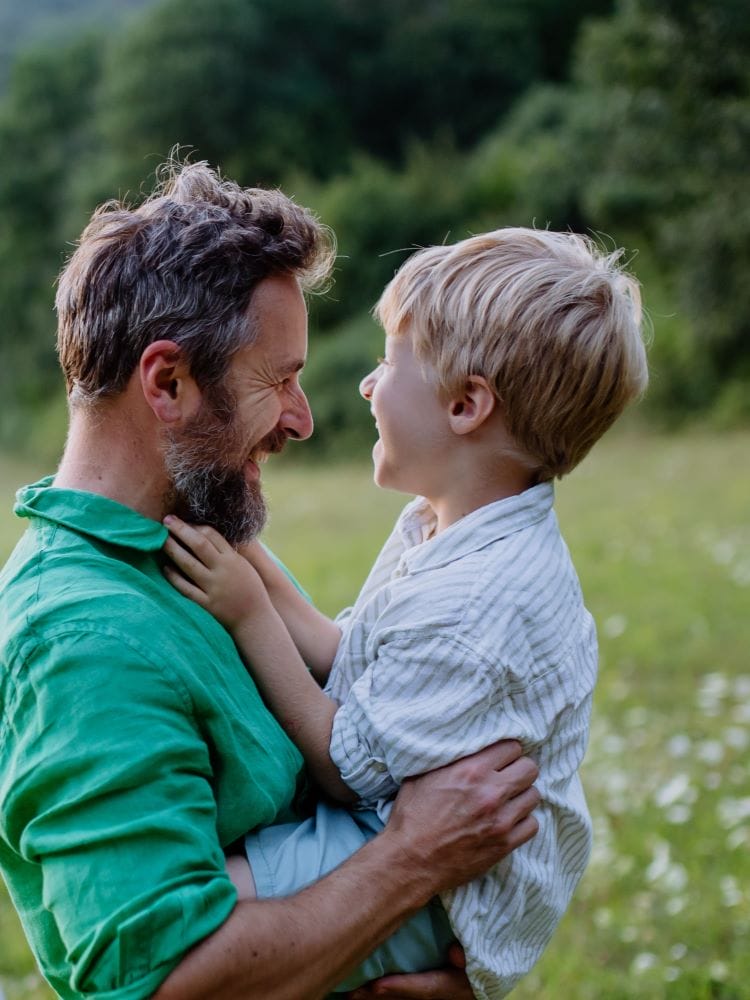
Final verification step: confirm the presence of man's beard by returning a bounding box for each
[163,382,286,546]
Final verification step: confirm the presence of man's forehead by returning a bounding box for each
[248,273,306,318]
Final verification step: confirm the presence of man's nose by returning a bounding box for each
[281,384,314,441]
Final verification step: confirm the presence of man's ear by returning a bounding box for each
[139,340,202,425]
[447,376,497,435]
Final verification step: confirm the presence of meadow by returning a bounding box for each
[0,428,748,999]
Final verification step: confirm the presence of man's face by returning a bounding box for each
[164,275,312,545]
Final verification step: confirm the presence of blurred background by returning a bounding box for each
[0,1,748,998]
[0,0,749,461]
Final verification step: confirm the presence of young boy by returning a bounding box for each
[164,228,648,998]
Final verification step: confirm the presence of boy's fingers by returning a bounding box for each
[350,967,474,998]
[163,536,210,584]
[164,516,225,557]
[163,564,209,607]
[194,523,232,553]
[446,943,466,970]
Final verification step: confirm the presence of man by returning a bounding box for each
[0,160,539,1000]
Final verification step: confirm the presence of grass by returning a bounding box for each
[1,428,749,999]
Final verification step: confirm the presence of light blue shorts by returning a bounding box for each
[244,801,455,993]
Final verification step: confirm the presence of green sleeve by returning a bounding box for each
[1,628,237,999]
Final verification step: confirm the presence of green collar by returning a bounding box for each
[14,476,168,552]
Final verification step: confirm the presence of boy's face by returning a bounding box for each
[359,330,451,498]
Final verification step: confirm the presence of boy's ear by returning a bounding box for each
[447,376,497,435]
[139,340,202,425]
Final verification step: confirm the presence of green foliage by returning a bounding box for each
[302,312,382,458]
[0,0,155,91]
[0,33,104,443]
[0,0,748,455]
[0,0,618,454]
[298,144,474,331]
[569,0,750,413]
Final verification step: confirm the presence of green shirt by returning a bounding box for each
[0,478,304,999]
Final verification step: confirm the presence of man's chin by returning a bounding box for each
[168,475,267,547]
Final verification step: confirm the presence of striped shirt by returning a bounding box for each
[326,482,596,999]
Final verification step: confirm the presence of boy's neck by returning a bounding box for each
[428,461,536,534]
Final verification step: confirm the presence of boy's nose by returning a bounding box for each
[359,369,376,400]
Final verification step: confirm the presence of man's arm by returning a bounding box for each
[153,741,540,1000]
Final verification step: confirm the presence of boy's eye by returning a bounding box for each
[377,356,390,367]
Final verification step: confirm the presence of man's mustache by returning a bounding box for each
[252,428,288,460]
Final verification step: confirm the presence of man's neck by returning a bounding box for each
[55,404,167,522]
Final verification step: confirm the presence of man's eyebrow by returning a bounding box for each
[277,359,306,376]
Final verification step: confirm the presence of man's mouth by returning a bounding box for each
[246,428,289,472]
[244,457,261,482]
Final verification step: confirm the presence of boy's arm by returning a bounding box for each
[238,539,341,683]
[164,517,353,802]
[329,627,519,805]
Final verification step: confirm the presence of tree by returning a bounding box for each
[0,33,104,447]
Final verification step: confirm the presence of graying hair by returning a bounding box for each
[56,159,335,404]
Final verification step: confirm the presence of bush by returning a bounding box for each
[301,311,383,459]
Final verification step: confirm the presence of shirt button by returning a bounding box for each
[373,761,388,772]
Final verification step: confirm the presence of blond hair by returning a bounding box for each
[375,228,648,479]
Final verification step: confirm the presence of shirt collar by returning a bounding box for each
[14,476,168,552]
[397,481,555,574]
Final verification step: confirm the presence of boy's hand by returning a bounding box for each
[163,516,270,629]
[350,946,472,998]
[349,970,472,999]
[237,538,272,575]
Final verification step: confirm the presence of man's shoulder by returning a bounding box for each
[0,521,206,709]
[3,520,157,633]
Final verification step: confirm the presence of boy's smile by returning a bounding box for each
[359,332,451,500]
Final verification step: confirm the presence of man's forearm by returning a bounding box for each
[153,826,435,1000]
[154,742,541,1000]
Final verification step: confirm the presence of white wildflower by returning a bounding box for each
[665,896,687,915]
[654,773,691,808]
[603,613,627,638]
[724,727,749,751]
[667,733,692,757]
[727,827,749,850]
[631,952,658,975]
[710,961,730,981]
[666,804,692,824]
[718,797,750,828]
[696,740,724,765]
[720,876,743,907]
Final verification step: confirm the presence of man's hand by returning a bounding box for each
[349,945,472,999]
[357,743,538,998]
[385,739,540,895]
